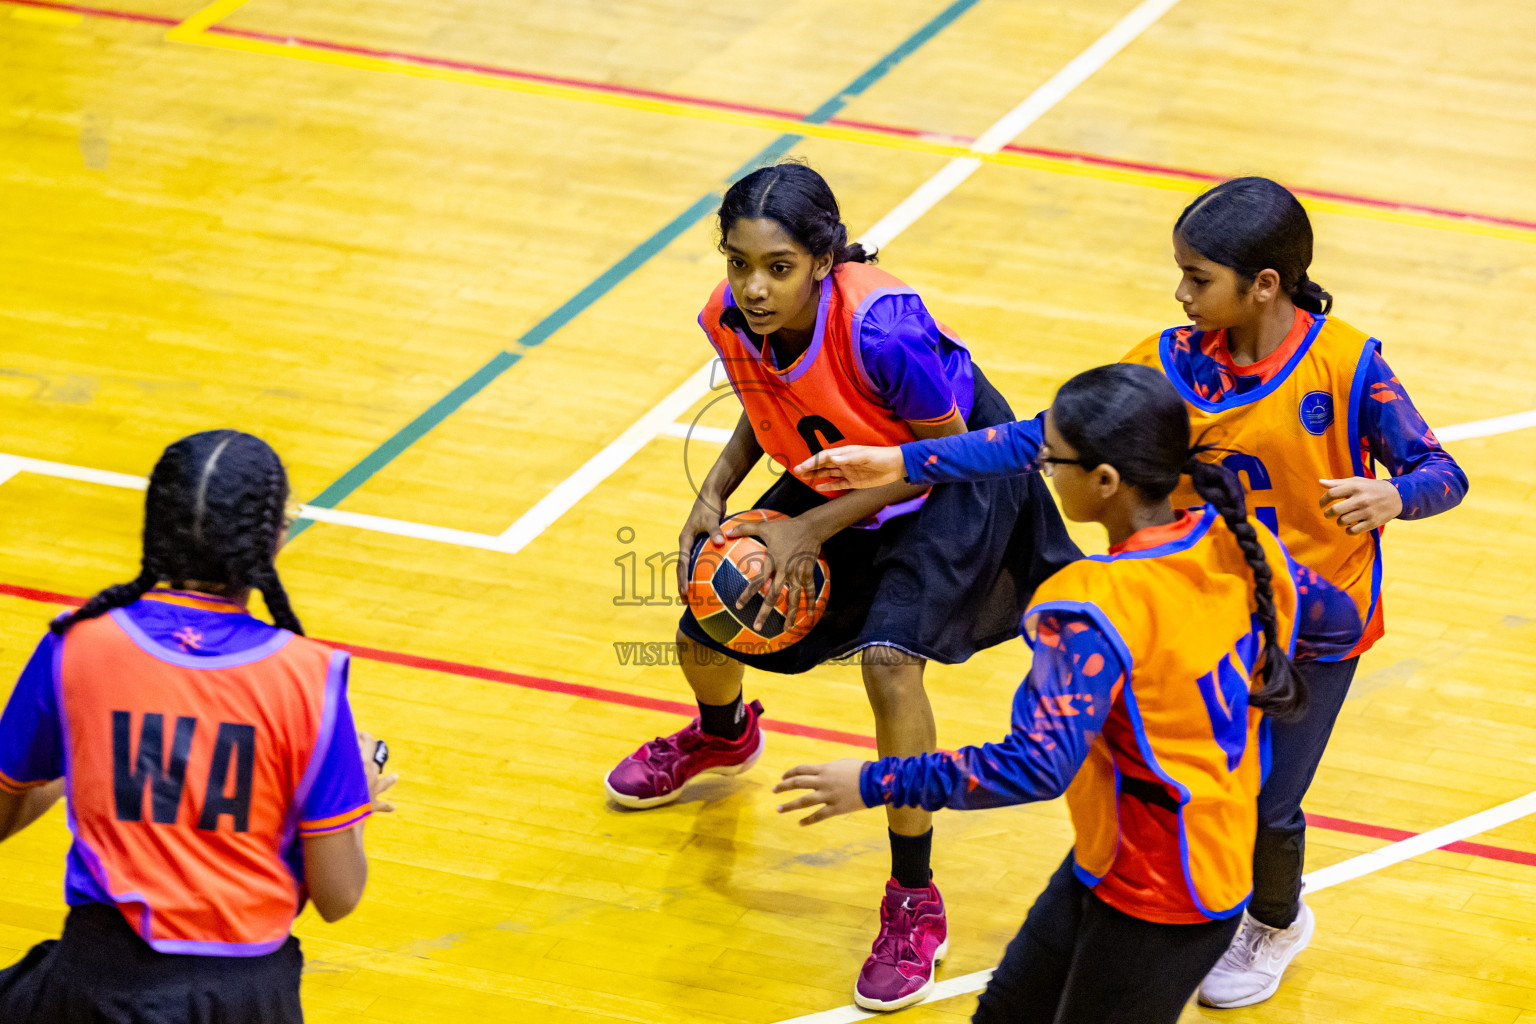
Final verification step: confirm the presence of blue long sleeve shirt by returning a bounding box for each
[858,560,1359,813]
[902,348,1466,520]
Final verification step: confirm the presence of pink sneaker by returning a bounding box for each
[603,700,765,809]
[854,879,949,1011]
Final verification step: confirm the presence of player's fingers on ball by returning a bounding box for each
[756,574,785,630]
[736,569,767,608]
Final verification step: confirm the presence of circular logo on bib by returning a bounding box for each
[1299,391,1334,435]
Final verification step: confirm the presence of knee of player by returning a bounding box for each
[861,657,926,711]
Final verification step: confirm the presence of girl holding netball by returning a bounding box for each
[798,176,1467,1008]
[0,430,396,1023]
[602,162,1080,1010]
[778,364,1361,1023]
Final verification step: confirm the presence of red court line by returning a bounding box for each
[11,0,1536,236]
[4,0,175,25]
[6,581,1535,869]
[1305,813,1536,868]
[0,584,874,749]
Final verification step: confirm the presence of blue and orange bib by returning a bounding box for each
[1025,507,1300,922]
[1123,314,1382,656]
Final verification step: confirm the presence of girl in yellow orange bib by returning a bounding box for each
[777,364,1360,1023]
[797,177,1467,1009]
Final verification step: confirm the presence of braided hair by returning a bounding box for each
[52,430,304,636]
[1052,364,1306,720]
[718,162,873,268]
[1175,176,1333,316]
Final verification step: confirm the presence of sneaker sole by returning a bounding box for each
[853,935,950,1012]
[1197,908,1315,1009]
[603,729,766,810]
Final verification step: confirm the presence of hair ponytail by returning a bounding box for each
[50,567,158,635]
[1291,272,1332,315]
[718,162,874,267]
[1184,451,1307,721]
[1176,176,1333,316]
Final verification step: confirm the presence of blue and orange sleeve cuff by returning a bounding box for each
[299,803,372,836]
[0,768,56,794]
[859,761,887,808]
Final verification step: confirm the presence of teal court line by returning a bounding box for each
[289,0,984,539]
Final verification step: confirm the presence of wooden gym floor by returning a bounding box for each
[3,0,1535,1020]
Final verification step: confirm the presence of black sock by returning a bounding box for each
[889,828,933,890]
[697,691,747,740]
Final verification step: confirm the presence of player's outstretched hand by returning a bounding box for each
[773,758,869,825]
[792,445,904,492]
[1319,476,1402,535]
[358,730,398,814]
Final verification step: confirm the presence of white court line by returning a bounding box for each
[0,402,1530,549]
[659,420,735,445]
[772,789,1536,1024]
[0,452,511,550]
[494,361,717,553]
[1436,408,1536,442]
[490,0,1187,554]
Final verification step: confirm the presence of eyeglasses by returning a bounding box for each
[1039,443,1094,478]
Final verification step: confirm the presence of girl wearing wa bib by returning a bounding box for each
[0,431,397,1024]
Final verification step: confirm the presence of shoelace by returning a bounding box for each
[1219,918,1270,972]
[869,902,920,966]
[640,725,708,769]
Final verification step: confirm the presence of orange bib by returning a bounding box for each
[1123,315,1382,656]
[699,263,960,522]
[59,605,343,955]
[1025,507,1299,919]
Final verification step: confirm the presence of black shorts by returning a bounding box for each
[974,855,1241,1024]
[0,903,304,1024]
[678,363,1082,673]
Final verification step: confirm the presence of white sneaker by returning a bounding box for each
[1197,902,1315,1008]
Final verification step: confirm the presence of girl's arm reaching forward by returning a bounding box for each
[775,608,1124,824]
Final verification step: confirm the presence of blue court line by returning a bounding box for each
[290,0,984,539]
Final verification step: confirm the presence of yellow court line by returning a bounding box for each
[174,29,978,158]
[162,18,1536,246]
[11,4,81,24]
[164,0,249,40]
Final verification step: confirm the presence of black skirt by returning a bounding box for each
[678,364,1082,673]
[0,903,304,1024]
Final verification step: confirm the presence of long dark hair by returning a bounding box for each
[1175,176,1333,315]
[718,162,872,267]
[52,430,304,636]
[1052,364,1305,719]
